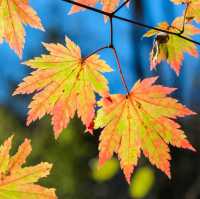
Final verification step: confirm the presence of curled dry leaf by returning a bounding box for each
[144,17,200,75]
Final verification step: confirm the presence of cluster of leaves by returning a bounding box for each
[0,0,199,196]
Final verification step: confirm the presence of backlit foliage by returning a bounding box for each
[0,0,44,58]
[171,0,200,23]
[144,17,200,75]
[13,37,112,138]
[0,0,199,184]
[95,77,195,182]
[0,135,57,199]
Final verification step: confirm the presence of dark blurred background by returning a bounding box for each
[0,0,200,198]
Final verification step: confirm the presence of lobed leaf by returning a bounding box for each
[0,0,44,58]
[171,0,200,23]
[69,0,128,21]
[144,17,200,75]
[13,37,113,138]
[95,76,195,183]
[0,135,57,199]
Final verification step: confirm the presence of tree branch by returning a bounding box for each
[82,15,129,93]
[62,0,200,94]
[62,0,200,46]
[113,15,200,45]
[109,16,114,46]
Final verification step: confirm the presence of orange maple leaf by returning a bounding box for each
[69,0,128,21]
[144,17,200,75]
[0,135,57,199]
[69,0,98,14]
[95,76,196,183]
[13,36,112,138]
[0,0,44,58]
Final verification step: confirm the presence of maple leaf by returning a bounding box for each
[171,0,200,23]
[69,0,126,21]
[13,37,112,138]
[0,135,57,199]
[144,17,200,75]
[0,0,44,58]
[69,0,98,14]
[95,76,195,183]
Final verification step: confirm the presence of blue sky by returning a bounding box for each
[0,0,200,116]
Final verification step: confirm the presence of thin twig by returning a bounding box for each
[112,15,200,46]
[111,47,130,94]
[84,46,110,60]
[62,0,200,94]
[62,0,200,46]
[112,0,130,15]
[109,16,114,46]
[179,2,190,34]
[108,14,129,93]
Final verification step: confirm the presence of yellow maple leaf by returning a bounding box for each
[95,77,195,183]
[171,0,200,23]
[0,0,44,58]
[0,135,57,199]
[13,36,112,138]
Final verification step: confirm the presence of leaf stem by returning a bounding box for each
[62,0,200,94]
[84,46,110,60]
[179,2,190,35]
[111,46,130,94]
[109,16,114,47]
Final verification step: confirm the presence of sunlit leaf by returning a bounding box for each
[171,0,200,23]
[13,36,112,138]
[0,0,44,57]
[0,135,57,199]
[95,76,195,183]
[144,17,200,75]
[69,0,129,21]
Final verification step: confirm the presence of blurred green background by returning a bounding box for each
[0,103,199,199]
